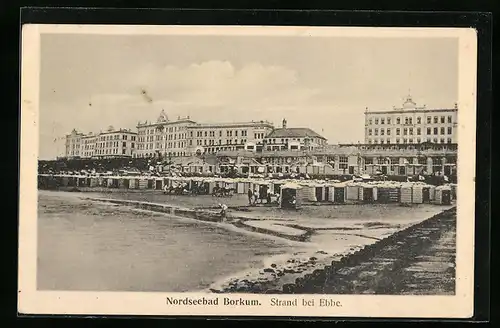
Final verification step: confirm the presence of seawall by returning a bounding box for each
[277,207,456,294]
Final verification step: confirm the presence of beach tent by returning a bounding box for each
[434,185,452,205]
[155,178,163,190]
[412,184,424,204]
[346,184,360,201]
[118,178,129,189]
[400,183,413,204]
[138,179,148,189]
[450,183,457,200]
[359,183,375,203]
[129,178,138,189]
[280,182,302,209]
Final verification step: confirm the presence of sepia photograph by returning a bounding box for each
[19,24,477,318]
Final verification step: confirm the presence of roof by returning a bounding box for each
[188,121,274,129]
[266,128,326,140]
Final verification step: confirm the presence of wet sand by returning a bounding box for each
[68,190,455,294]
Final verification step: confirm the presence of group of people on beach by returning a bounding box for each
[247,188,279,206]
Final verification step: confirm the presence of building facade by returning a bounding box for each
[263,119,328,152]
[135,111,196,158]
[64,129,85,158]
[364,95,458,145]
[64,126,137,159]
[80,133,97,158]
[93,126,137,158]
[134,110,275,158]
[212,142,457,177]
[186,120,274,155]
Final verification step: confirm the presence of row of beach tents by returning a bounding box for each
[39,173,455,206]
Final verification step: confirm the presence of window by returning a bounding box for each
[434,116,438,124]
[219,131,222,137]
[339,156,348,169]
[374,129,378,136]
[375,118,379,124]
[427,116,432,124]
[434,128,438,135]
[403,128,408,135]
[440,138,445,143]
[235,131,238,137]
[397,117,401,124]
[403,139,407,144]
[447,138,452,143]
[380,140,385,144]
[369,119,372,125]
[368,139,372,144]
[417,117,421,124]
[387,129,391,135]
[387,118,391,124]
[409,128,413,135]
[365,158,373,165]
[381,118,385,124]
[441,116,445,123]
[409,139,413,143]
[448,116,452,124]
[386,139,391,144]
[409,117,413,124]
[417,128,421,135]
[447,127,452,134]
[381,129,385,136]
[405,117,409,124]
[440,127,445,135]
[433,138,438,143]
[396,128,400,135]
[427,128,431,135]
[417,138,421,143]
[122,142,126,147]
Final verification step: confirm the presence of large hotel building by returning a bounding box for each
[134,110,274,158]
[65,126,137,159]
[63,95,458,177]
[364,94,458,145]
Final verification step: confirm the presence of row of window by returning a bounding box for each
[265,137,323,144]
[94,148,128,155]
[363,157,454,165]
[195,139,248,146]
[137,141,188,150]
[98,134,136,141]
[368,115,454,125]
[369,127,453,136]
[139,129,270,139]
[139,126,188,135]
[367,138,453,144]
[133,152,189,158]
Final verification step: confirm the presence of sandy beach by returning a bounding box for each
[49,189,455,294]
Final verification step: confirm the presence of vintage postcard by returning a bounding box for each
[19,24,477,318]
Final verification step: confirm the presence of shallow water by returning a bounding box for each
[37,191,296,292]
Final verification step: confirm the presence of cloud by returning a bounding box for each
[123,61,321,113]
[39,61,327,159]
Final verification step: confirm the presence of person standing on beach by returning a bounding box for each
[254,188,260,205]
[219,203,228,221]
[247,188,253,205]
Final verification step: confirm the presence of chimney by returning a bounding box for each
[282,118,287,129]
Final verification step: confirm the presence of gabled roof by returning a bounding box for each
[266,128,326,140]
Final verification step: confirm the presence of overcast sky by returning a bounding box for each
[39,33,458,159]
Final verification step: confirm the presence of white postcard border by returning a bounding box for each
[19,24,477,318]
